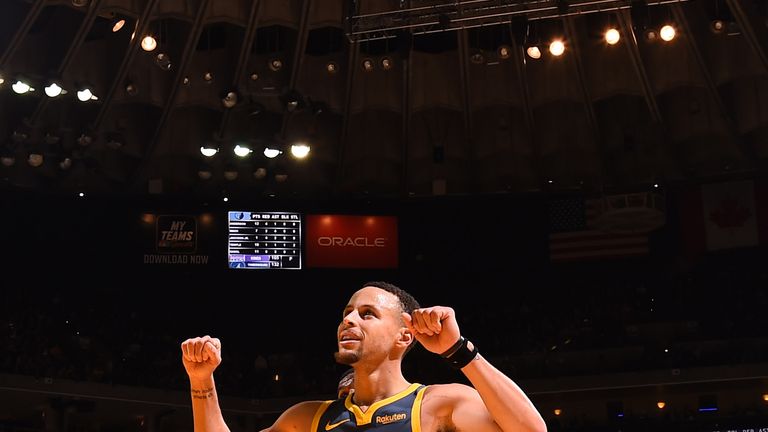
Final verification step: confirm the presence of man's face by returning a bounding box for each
[335,287,404,365]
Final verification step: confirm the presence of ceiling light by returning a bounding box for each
[198,163,213,180]
[233,144,251,157]
[263,147,281,158]
[710,19,725,34]
[526,46,541,59]
[605,28,620,45]
[59,156,73,170]
[27,152,44,167]
[77,133,93,147]
[549,39,565,56]
[268,58,283,71]
[200,144,218,157]
[223,167,238,181]
[112,19,126,33]
[1,154,15,167]
[77,88,94,102]
[222,90,238,108]
[660,24,676,41]
[155,53,171,70]
[125,82,138,96]
[290,143,310,159]
[44,82,63,98]
[497,45,511,59]
[12,80,32,94]
[0,147,15,167]
[141,35,157,51]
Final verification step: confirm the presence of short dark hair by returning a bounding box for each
[361,281,420,355]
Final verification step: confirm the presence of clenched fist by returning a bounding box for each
[403,306,461,355]
[181,336,222,380]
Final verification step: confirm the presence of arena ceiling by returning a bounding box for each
[0,0,767,200]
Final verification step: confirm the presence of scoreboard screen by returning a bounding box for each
[227,211,302,270]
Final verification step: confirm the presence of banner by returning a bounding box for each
[305,215,398,268]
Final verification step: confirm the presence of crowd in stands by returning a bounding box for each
[2,251,766,401]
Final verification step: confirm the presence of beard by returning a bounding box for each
[334,349,361,365]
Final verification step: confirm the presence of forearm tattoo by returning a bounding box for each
[191,387,214,400]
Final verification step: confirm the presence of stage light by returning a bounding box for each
[125,81,138,95]
[269,58,283,71]
[605,28,620,45]
[155,53,171,70]
[526,46,542,59]
[381,57,393,70]
[112,18,126,33]
[497,45,511,59]
[275,173,288,183]
[711,19,725,34]
[203,72,214,83]
[223,166,238,181]
[657,401,666,409]
[77,133,93,147]
[253,167,267,179]
[553,409,562,416]
[290,143,310,159]
[263,147,281,158]
[125,81,138,96]
[59,156,72,170]
[250,72,259,81]
[470,51,485,64]
[660,24,676,41]
[77,87,95,102]
[362,58,374,71]
[222,90,238,108]
[200,144,218,157]
[12,80,32,94]
[326,62,338,74]
[233,144,251,157]
[141,35,157,51]
[644,28,658,42]
[197,163,212,180]
[44,82,63,98]
[549,39,565,56]
[182,76,190,85]
[27,151,44,167]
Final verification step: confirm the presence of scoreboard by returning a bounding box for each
[227,211,302,270]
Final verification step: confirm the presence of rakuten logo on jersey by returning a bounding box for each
[317,237,387,247]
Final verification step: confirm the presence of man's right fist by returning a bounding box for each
[181,336,222,380]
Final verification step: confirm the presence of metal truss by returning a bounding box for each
[346,0,689,42]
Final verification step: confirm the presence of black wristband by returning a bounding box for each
[440,336,479,369]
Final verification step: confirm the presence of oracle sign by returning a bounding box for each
[306,215,398,268]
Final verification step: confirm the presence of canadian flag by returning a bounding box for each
[680,180,768,258]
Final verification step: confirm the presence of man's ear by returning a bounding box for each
[398,327,414,348]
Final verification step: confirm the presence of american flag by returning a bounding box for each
[548,197,649,262]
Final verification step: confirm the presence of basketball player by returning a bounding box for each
[181,281,546,432]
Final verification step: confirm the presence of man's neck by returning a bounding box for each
[350,365,411,409]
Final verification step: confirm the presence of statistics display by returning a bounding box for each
[227,211,302,270]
